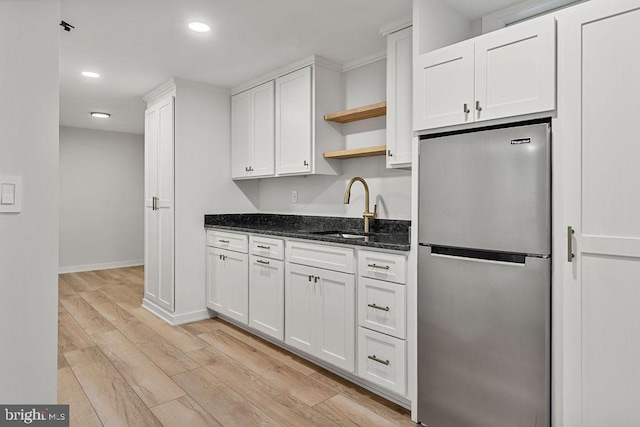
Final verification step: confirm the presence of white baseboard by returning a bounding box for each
[58,259,144,274]
[141,298,211,326]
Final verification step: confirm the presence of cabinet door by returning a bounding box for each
[206,247,225,312]
[559,3,640,425]
[224,250,249,325]
[386,27,413,168]
[231,90,251,179]
[285,263,316,354]
[144,96,174,312]
[251,81,275,178]
[316,269,355,372]
[249,256,284,340]
[275,66,312,175]
[414,41,474,130]
[474,16,555,122]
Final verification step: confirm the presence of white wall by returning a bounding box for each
[258,59,412,220]
[173,79,258,319]
[0,0,59,403]
[59,126,144,272]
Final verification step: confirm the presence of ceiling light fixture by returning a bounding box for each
[91,112,110,119]
[82,71,100,78]
[188,22,210,33]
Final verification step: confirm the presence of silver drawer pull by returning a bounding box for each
[218,239,230,243]
[257,245,271,249]
[367,303,390,312]
[368,263,390,270]
[256,259,270,265]
[368,355,390,366]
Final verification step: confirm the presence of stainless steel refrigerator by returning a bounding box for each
[417,121,551,427]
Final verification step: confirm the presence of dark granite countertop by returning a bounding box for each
[204,214,410,251]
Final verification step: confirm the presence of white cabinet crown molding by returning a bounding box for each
[232,55,341,95]
[143,79,176,104]
[379,15,412,36]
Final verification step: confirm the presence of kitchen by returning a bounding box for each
[2,0,640,426]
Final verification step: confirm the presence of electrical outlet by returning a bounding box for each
[291,190,298,203]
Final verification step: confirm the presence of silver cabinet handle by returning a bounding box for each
[475,100,482,111]
[368,263,390,270]
[387,149,393,157]
[303,160,309,166]
[368,355,390,366]
[257,245,271,249]
[308,275,313,282]
[367,303,390,312]
[463,103,470,114]
[567,226,575,262]
[218,239,230,243]
[256,259,269,265]
[314,276,319,283]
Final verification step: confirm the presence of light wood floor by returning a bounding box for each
[57,267,413,426]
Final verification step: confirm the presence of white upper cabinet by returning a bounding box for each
[231,81,275,179]
[415,15,556,131]
[386,26,414,168]
[231,56,343,179]
[275,67,313,175]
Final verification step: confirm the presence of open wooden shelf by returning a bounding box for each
[323,145,387,160]
[323,101,387,123]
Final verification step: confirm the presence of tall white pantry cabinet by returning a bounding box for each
[555,0,640,424]
[143,79,227,325]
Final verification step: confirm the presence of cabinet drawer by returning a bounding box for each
[206,230,248,253]
[358,278,406,339]
[286,240,354,274]
[357,328,406,395]
[249,235,284,260]
[358,250,406,284]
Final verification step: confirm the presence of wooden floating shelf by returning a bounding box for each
[323,101,387,123]
[323,145,387,160]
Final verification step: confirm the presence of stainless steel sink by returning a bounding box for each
[309,230,368,239]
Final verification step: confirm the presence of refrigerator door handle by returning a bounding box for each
[430,245,526,264]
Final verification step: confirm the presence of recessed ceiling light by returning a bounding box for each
[188,22,210,33]
[91,112,110,119]
[81,71,100,78]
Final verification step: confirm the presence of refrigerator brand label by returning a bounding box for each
[511,138,531,145]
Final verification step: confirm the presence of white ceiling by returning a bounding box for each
[59,0,529,135]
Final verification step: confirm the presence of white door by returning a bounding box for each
[275,66,312,175]
[559,2,640,425]
[475,15,555,122]
[223,250,249,325]
[386,27,413,168]
[316,269,355,372]
[231,90,251,179]
[206,247,225,312]
[144,96,174,312]
[251,81,275,178]
[414,40,474,130]
[285,263,316,353]
[249,255,284,340]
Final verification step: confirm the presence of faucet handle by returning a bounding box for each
[373,204,378,218]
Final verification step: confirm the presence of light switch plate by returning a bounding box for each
[0,176,22,213]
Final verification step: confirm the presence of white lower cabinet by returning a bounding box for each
[358,277,406,339]
[358,327,407,395]
[249,253,284,340]
[357,249,408,396]
[206,230,410,398]
[285,242,356,373]
[206,232,249,325]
